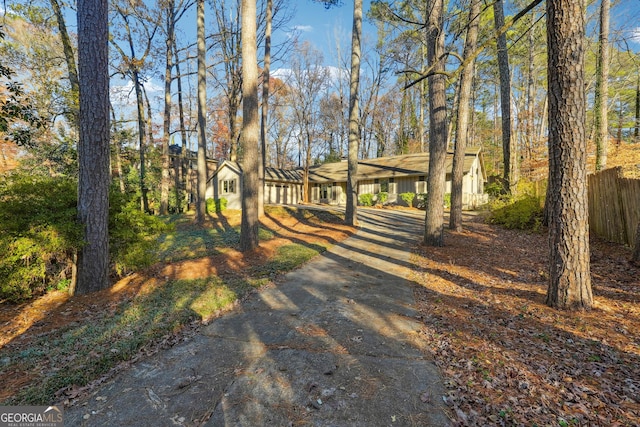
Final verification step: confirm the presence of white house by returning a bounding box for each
[209,148,488,210]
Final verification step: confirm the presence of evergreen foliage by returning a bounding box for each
[0,174,80,301]
[488,194,544,231]
[0,174,169,301]
[206,197,228,213]
[358,193,374,206]
[399,192,415,207]
[376,191,388,205]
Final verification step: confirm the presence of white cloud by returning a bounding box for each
[326,65,347,82]
[293,25,313,33]
[110,80,163,106]
[271,68,292,81]
[632,27,640,44]
[271,65,347,90]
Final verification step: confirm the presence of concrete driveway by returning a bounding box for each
[65,207,451,427]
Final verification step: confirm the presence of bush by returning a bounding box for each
[488,195,544,231]
[415,193,453,209]
[485,180,506,198]
[0,174,81,302]
[415,193,428,209]
[206,197,227,213]
[109,189,171,276]
[376,192,388,205]
[358,193,374,206]
[399,192,415,207]
[0,175,171,301]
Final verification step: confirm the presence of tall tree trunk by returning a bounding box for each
[173,38,188,209]
[419,43,426,152]
[259,0,272,217]
[546,0,592,310]
[525,14,536,169]
[75,0,110,295]
[110,106,126,193]
[493,0,516,192]
[196,0,208,223]
[345,0,362,226]
[49,0,79,126]
[450,0,480,232]
[133,70,149,213]
[240,0,260,251]
[635,73,639,142]
[160,4,175,215]
[423,0,448,246]
[594,0,610,171]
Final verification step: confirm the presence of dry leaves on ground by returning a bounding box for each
[413,214,640,426]
[0,209,354,404]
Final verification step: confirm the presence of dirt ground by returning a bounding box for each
[1,207,639,425]
[412,213,640,426]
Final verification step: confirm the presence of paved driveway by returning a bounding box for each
[65,208,450,427]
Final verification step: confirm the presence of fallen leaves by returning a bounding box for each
[413,216,640,426]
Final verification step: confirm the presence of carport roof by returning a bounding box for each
[265,167,304,183]
[307,148,482,183]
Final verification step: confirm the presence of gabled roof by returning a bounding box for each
[307,148,483,183]
[208,160,242,183]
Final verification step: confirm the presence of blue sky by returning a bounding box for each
[282,0,374,66]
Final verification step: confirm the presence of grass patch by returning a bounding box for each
[1,209,343,405]
[267,206,345,224]
[251,243,326,278]
[2,275,263,405]
[157,224,274,263]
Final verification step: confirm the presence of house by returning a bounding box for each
[306,148,487,209]
[209,148,487,210]
[208,161,304,209]
[209,161,243,209]
[264,167,304,205]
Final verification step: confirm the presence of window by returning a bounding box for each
[375,178,393,193]
[416,176,427,193]
[221,179,237,194]
[320,183,331,200]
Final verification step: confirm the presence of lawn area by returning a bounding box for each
[0,206,354,405]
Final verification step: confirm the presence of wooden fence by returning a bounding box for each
[588,167,640,248]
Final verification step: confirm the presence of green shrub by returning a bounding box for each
[0,174,81,302]
[484,180,506,198]
[358,193,374,206]
[488,195,544,231]
[415,193,453,209]
[109,188,171,276]
[206,197,227,213]
[0,175,171,301]
[415,193,428,209]
[399,192,415,207]
[376,192,388,205]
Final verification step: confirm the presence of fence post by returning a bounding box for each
[633,222,640,265]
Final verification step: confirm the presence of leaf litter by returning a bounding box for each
[412,213,639,426]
